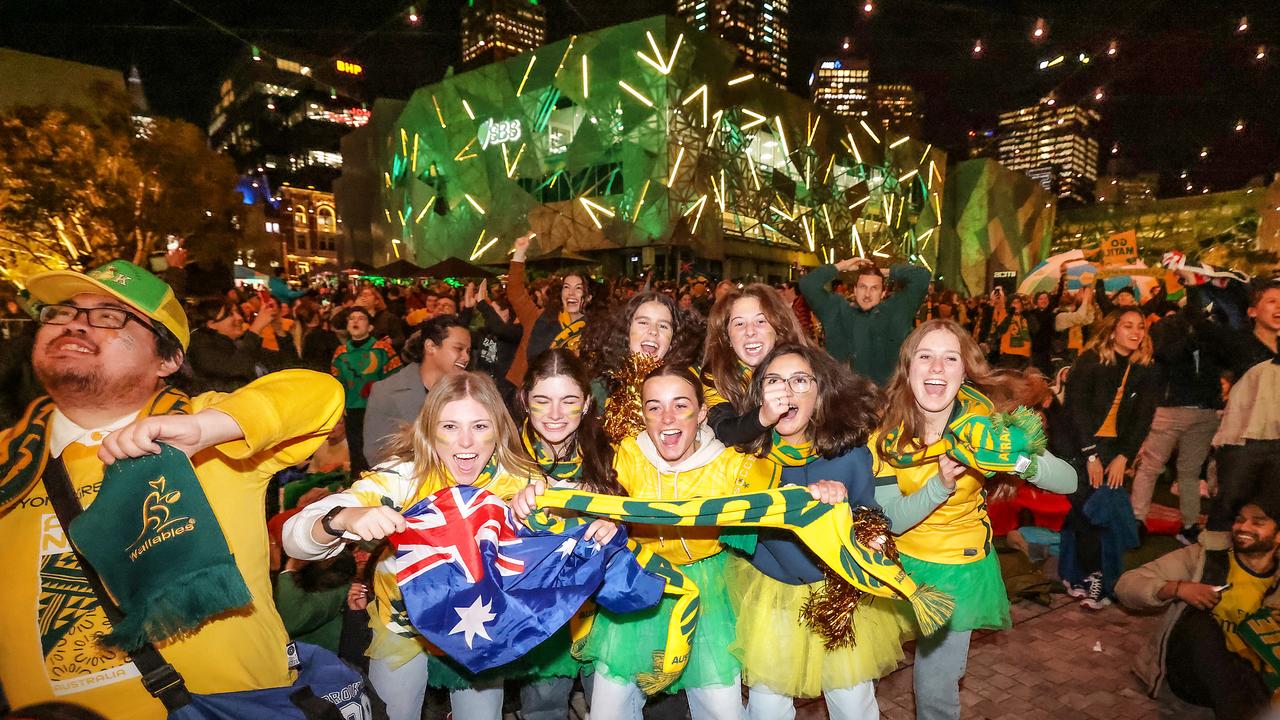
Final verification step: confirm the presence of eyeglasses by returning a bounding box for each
[38,303,157,335]
[762,373,816,394]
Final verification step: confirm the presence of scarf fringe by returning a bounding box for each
[992,407,1048,479]
[636,652,681,695]
[907,584,956,637]
[100,561,253,651]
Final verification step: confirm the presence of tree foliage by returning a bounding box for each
[0,83,240,285]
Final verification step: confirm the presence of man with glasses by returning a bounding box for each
[0,260,347,719]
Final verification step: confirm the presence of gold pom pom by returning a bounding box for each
[851,506,897,561]
[603,352,666,443]
[800,568,865,650]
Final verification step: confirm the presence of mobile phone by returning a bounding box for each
[1212,583,1232,592]
[167,238,180,251]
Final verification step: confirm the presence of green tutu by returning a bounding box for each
[582,552,740,693]
[510,626,587,680]
[425,653,505,691]
[901,549,1010,634]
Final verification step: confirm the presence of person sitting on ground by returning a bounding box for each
[1116,492,1280,720]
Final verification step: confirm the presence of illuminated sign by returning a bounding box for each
[820,60,842,70]
[477,118,523,149]
[336,60,363,75]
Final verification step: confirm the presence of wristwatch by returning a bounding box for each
[1087,453,1101,464]
[320,506,346,538]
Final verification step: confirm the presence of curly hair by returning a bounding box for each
[540,271,593,319]
[580,291,705,382]
[740,343,882,459]
[518,349,625,496]
[703,284,808,412]
[1083,308,1154,366]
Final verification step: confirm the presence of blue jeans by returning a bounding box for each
[912,629,971,720]
[368,653,503,720]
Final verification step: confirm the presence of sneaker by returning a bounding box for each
[1063,579,1087,598]
[1081,572,1112,610]
[1176,525,1203,546]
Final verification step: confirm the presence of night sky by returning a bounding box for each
[3,1,1277,196]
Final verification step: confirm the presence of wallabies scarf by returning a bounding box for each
[522,423,582,482]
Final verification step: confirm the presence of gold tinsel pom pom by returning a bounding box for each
[603,352,666,443]
[799,507,898,650]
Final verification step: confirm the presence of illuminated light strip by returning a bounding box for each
[770,203,794,221]
[802,216,815,251]
[631,179,651,222]
[618,81,654,107]
[454,137,478,162]
[681,85,709,126]
[683,194,708,232]
[744,149,761,190]
[804,155,812,186]
[774,116,790,160]
[415,201,433,224]
[845,132,863,164]
[727,72,754,85]
[851,225,865,257]
[807,113,821,144]
[709,174,724,209]
[918,143,933,167]
[411,134,420,173]
[667,145,686,186]
[828,247,836,264]
[741,109,767,130]
[502,143,527,177]
[471,235,500,261]
[859,119,880,143]
[581,55,589,98]
[916,226,936,251]
[396,209,406,225]
[432,95,447,128]
[899,169,919,183]
[579,197,616,229]
[823,156,835,183]
[517,55,537,97]
[400,128,408,157]
[464,194,486,215]
[462,99,475,120]
[915,253,934,273]
[932,193,942,222]
[929,160,941,183]
[639,30,684,74]
[707,110,724,142]
[384,172,392,189]
[888,136,910,149]
[391,241,401,258]
[821,205,836,240]
[873,240,891,258]
[849,195,870,210]
[467,227,489,260]
[884,194,896,228]
[555,36,576,76]
[384,209,393,222]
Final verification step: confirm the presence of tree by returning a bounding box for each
[0,83,240,285]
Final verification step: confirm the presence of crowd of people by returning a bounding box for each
[1,235,1278,720]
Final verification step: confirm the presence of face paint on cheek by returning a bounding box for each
[527,401,548,418]
[677,406,697,420]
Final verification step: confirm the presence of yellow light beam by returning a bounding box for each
[581,55,590,98]
[802,216,815,251]
[683,194,708,232]
[631,179,651,222]
[432,95,447,128]
[383,171,392,189]
[639,30,684,74]
[411,133,419,173]
[681,84,709,126]
[823,155,835,183]
[453,137,477,162]
[849,195,870,210]
[806,113,821,144]
[851,224,865,257]
[468,227,489,260]
[618,80,654,107]
[555,36,576,76]
[464,193,486,215]
[741,108,767,130]
[888,135,910,149]
[502,143,527,177]
[774,116,790,160]
[845,132,863,164]
[579,197,616,229]
[462,99,475,120]
[415,200,433,224]
[517,55,537,97]
[728,72,754,85]
[709,174,724,209]
[918,143,933,166]
[400,128,408,157]
[470,235,500,261]
[859,119,880,144]
[744,147,761,190]
[667,145,686,186]
[899,169,919,183]
[821,205,835,240]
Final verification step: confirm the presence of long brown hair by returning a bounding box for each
[518,349,625,495]
[741,343,882,459]
[580,291,705,381]
[703,284,809,411]
[1083,308,1153,366]
[383,371,540,491]
[878,318,995,458]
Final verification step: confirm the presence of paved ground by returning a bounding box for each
[793,593,1213,720]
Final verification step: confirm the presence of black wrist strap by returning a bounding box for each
[41,457,193,711]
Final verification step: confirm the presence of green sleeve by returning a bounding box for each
[273,571,347,639]
[874,473,952,534]
[1029,451,1078,494]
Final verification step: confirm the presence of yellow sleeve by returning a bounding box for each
[196,369,344,477]
[612,437,645,496]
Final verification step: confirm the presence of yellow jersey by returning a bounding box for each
[1213,552,1276,670]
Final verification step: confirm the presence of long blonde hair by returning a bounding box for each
[1083,308,1153,366]
[877,319,995,458]
[384,371,541,490]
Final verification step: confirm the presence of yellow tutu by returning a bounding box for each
[726,555,914,698]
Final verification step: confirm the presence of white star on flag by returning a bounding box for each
[555,537,578,557]
[449,596,496,649]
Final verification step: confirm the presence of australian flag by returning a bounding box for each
[387,485,664,673]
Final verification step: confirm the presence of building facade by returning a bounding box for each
[356,16,945,280]
[675,0,790,84]
[461,0,547,68]
[995,100,1100,204]
[809,49,869,118]
[208,46,368,191]
[869,82,921,138]
[1094,173,1158,205]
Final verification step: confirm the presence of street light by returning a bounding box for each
[1031,18,1048,42]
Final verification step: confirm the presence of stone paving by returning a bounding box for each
[793,594,1214,720]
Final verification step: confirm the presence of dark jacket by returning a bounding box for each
[301,328,341,373]
[363,363,426,467]
[186,327,267,394]
[707,402,768,446]
[465,302,522,385]
[1149,312,1224,409]
[748,447,878,585]
[1063,349,1159,461]
[799,263,930,386]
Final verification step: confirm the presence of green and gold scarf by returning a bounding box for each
[532,486,955,691]
[550,311,585,352]
[767,432,817,467]
[880,384,1046,479]
[522,423,582,482]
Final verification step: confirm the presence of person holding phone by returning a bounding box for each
[1117,493,1280,720]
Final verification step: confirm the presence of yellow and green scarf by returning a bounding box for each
[522,423,581,482]
[0,388,191,514]
[531,486,954,691]
[880,384,1047,479]
[767,432,817,467]
[550,311,585,352]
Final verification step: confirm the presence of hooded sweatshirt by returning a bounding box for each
[614,425,780,564]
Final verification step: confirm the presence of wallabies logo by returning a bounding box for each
[127,476,196,560]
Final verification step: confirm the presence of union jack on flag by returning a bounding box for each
[387,485,664,673]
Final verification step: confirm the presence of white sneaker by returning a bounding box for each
[1081,572,1112,610]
